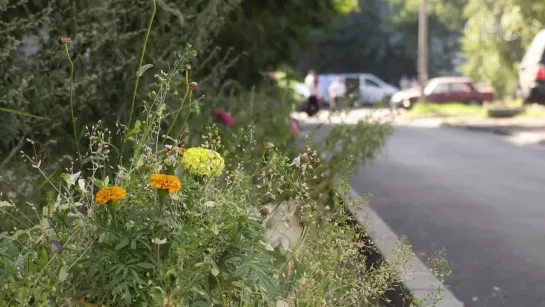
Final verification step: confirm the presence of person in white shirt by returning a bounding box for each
[304,70,319,116]
[399,75,410,90]
[328,76,346,110]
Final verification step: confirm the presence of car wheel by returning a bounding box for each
[402,99,414,110]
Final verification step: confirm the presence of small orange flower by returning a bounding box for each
[162,146,187,157]
[95,186,127,205]
[150,174,181,193]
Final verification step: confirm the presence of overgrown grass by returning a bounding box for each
[405,102,486,119]
[520,103,545,118]
[406,101,545,120]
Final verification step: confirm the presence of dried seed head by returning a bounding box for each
[264,142,274,149]
[259,207,270,217]
[184,64,191,71]
[177,147,187,157]
[59,36,70,45]
[189,82,198,90]
[299,154,309,164]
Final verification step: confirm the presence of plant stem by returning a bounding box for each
[119,0,157,165]
[64,44,81,165]
[163,70,190,145]
[178,90,193,136]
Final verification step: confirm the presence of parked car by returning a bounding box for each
[390,76,495,109]
[317,73,398,106]
[519,29,545,104]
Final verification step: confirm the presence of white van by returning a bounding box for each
[519,29,545,104]
[318,73,398,105]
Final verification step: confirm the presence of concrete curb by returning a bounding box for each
[297,119,464,305]
[341,186,465,307]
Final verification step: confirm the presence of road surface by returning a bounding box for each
[352,125,545,307]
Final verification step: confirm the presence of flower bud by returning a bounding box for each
[184,64,191,71]
[189,82,198,90]
[59,36,70,45]
[259,206,270,217]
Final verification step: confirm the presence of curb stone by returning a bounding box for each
[341,186,465,307]
[297,119,464,305]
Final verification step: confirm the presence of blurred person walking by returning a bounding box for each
[399,75,410,90]
[328,76,346,110]
[304,69,320,116]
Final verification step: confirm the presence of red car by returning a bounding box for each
[390,76,495,109]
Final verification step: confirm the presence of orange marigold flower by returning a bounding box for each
[150,174,181,193]
[95,186,127,205]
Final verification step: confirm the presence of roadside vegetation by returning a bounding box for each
[0,0,451,306]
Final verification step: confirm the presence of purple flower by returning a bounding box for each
[290,119,300,135]
[54,242,63,252]
[212,108,235,128]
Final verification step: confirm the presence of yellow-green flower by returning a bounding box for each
[182,147,225,177]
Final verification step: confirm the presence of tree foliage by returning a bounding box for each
[213,0,354,87]
[460,0,545,97]
[297,0,467,84]
[0,0,345,153]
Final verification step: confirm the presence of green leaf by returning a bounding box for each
[211,267,219,276]
[61,171,81,187]
[92,178,105,188]
[40,247,48,266]
[125,120,141,139]
[137,64,154,77]
[131,239,136,250]
[115,239,130,250]
[60,173,71,186]
[0,107,49,120]
[136,262,155,269]
[0,201,13,208]
[58,266,68,282]
[210,260,220,277]
[131,269,146,285]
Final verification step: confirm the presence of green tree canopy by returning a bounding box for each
[460,0,545,97]
[297,0,467,84]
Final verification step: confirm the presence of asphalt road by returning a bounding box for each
[352,125,545,307]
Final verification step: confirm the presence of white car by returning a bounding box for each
[519,29,545,104]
